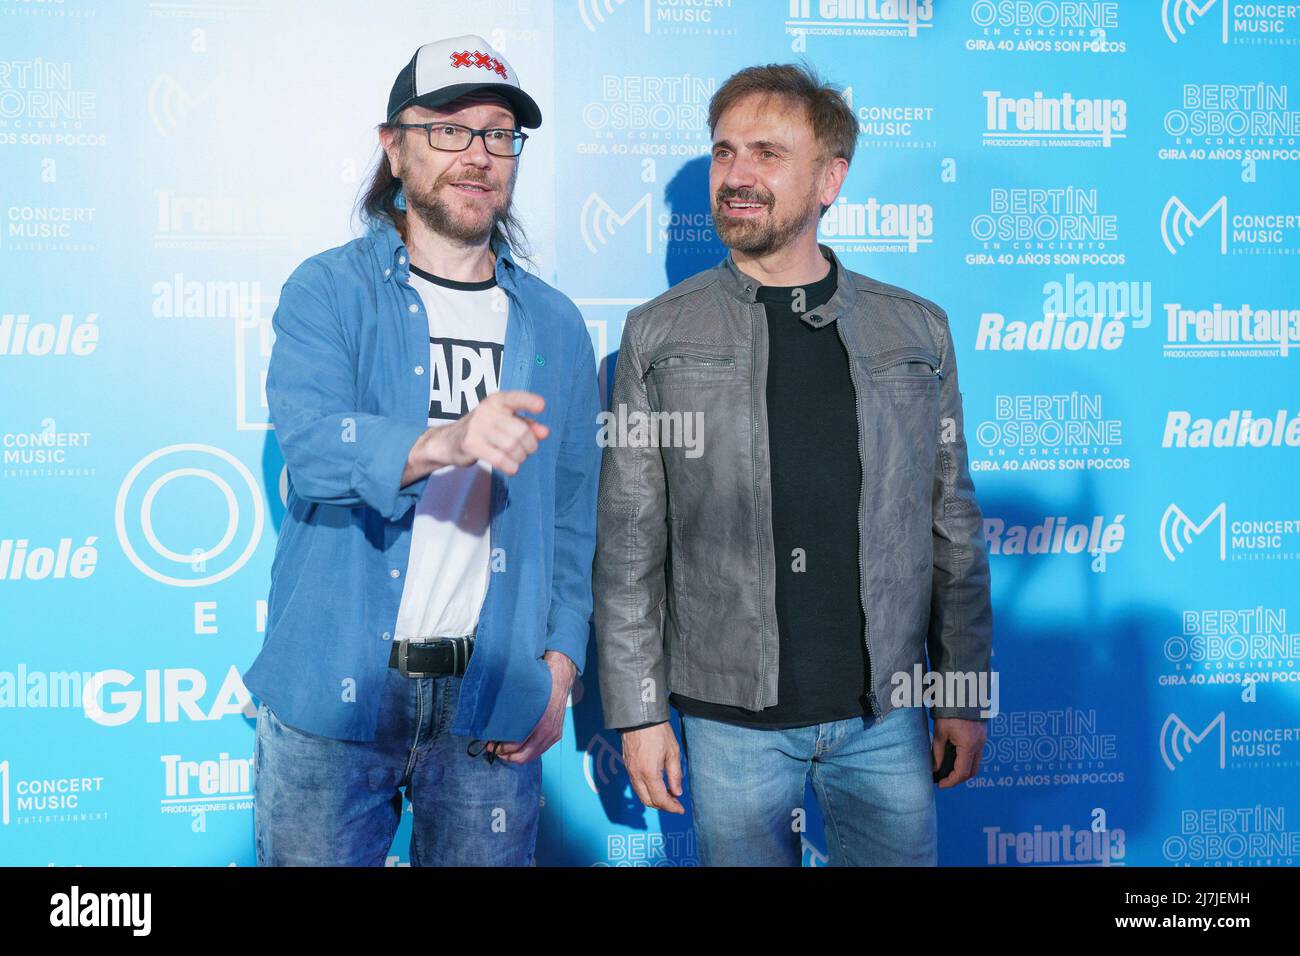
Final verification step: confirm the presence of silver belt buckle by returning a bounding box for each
[397,636,440,678]
[397,635,473,678]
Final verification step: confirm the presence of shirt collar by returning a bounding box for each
[371,217,517,288]
[714,242,857,328]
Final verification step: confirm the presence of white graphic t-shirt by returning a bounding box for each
[393,261,508,641]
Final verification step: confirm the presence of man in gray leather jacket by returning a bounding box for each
[593,62,994,866]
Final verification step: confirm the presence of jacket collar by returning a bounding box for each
[714,241,857,329]
[370,217,519,291]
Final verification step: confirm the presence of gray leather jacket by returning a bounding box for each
[593,244,993,729]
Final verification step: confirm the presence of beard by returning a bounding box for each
[403,165,517,246]
[713,183,819,257]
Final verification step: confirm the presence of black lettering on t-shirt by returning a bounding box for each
[427,336,503,422]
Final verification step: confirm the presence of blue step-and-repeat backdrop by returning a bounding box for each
[2,0,1297,866]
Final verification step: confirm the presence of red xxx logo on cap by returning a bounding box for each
[449,50,509,79]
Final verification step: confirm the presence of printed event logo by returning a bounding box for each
[0,57,103,145]
[583,732,625,794]
[578,188,716,259]
[1161,193,1300,256]
[976,708,1123,789]
[1162,0,1300,44]
[578,0,738,36]
[0,758,109,827]
[147,73,207,138]
[1161,196,1227,254]
[1160,712,1226,770]
[114,444,265,587]
[964,0,1127,54]
[1159,606,1300,690]
[1158,83,1299,165]
[818,196,933,254]
[972,391,1127,473]
[784,0,934,39]
[967,185,1123,266]
[981,89,1126,148]
[1161,502,1227,561]
[1161,501,1300,562]
[1161,299,1299,360]
[581,192,653,255]
[576,73,716,155]
[1163,805,1294,865]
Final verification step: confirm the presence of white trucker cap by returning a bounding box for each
[385,34,542,129]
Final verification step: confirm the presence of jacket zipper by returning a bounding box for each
[837,320,883,720]
[751,304,770,709]
[641,352,736,377]
[870,346,944,379]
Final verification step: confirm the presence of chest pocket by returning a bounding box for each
[642,349,740,390]
[867,346,943,391]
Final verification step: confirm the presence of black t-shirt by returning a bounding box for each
[668,253,870,729]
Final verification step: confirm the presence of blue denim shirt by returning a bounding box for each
[242,219,601,742]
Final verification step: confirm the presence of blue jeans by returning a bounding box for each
[253,663,541,866]
[680,705,938,866]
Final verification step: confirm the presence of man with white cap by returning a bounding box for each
[243,35,601,866]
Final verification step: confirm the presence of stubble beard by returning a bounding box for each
[714,184,820,257]
[404,165,517,246]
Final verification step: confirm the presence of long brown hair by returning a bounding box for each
[353,119,534,266]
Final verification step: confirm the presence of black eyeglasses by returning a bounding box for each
[394,121,528,157]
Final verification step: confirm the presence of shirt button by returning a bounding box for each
[414,365,425,375]
[382,631,391,641]
[408,303,419,313]
[389,568,400,579]
[398,255,406,265]
[384,268,392,278]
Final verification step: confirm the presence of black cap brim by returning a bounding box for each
[389,82,542,129]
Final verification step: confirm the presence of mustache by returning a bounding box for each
[716,188,771,205]
[439,172,494,188]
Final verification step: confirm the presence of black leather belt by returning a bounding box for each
[388,635,474,678]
